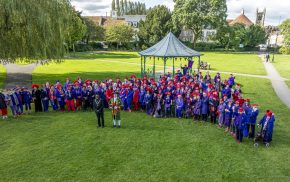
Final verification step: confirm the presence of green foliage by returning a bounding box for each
[138,5,178,48]
[112,0,116,11]
[106,24,134,48]
[173,0,227,47]
[0,0,75,61]
[279,19,290,45]
[82,17,105,44]
[67,8,87,51]
[279,46,290,55]
[113,0,146,15]
[215,24,267,49]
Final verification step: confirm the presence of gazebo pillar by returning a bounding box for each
[173,57,175,76]
[198,56,201,73]
[141,56,143,77]
[153,57,156,79]
[144,56,146,76]
[163,57,166,75]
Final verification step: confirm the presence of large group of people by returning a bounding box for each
[0,68,275,144]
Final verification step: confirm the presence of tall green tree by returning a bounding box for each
[67,8,87,52]
[138,5,179,49]
[82,17,97,44]
[0,0,75,61]
[116,0,120,16]
[121,0,124,16]
[112,0,116,11]
[124,0,128,14]
[172,0,227,47]
[244,25,267,48]
[280,19,290,45]
[279,19,290,54]
[106,24,134,49]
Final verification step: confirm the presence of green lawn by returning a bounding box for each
[272,55,290,79]
[0,75,290,181]
[0,64,6,88]
[67,51,266,75]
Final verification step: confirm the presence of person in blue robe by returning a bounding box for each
[224,99,233,132]
[138,87,146,112]
[222,85,232,99]
[248,104,259,138]
[234,108,247,143]
[258,110,275,143]
[41,85,49,112]
[217,99,225,128]
[201,92,209,121]
[22,88,32,114]
[164,93,172,117]
[126,87,134,112]
[175,95,184,118]
[144,90,152,115]
[193,95,202,121]
[120,88,128,111]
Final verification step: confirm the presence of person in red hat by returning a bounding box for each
[209,95,219,124]
[32,84,43,112]
[248,104,259,138]
[133,86,139,111]
[234,107,247,144]
[49,85,58,111]
[65,87,75,111]
[258,110,276,143]
[56,85,66,111]
[73,82,82,110]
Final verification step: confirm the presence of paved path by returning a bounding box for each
[3,63,37,89]
[260,56,290,108]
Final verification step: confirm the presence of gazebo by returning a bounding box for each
[139,32,202,78]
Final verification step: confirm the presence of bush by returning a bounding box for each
[279,46,290,54]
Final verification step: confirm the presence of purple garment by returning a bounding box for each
[188,60,194,68]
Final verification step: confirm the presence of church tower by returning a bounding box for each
[256,8,266,26]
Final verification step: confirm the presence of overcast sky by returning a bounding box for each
[71,0,290,25]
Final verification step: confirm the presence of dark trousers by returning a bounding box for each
[96,111,104,127]
[247,124,255,138]
[202,114,208,121]
[194,114,200,121]
[236,129,243,142]
[210,114,217,124]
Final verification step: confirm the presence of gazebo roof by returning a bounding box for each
[139,32,201,57]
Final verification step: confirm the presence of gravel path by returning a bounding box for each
[3,63,37,89]
[261,58,290,108]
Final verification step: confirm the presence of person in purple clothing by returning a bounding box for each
[175,94,184,118]
[234,107,247,144]
[248,104,259,138]
[224,99,233,132]
[164,92,172,117]
[228,74,235,88]
[258,110,275,143]
[201,92,209,121]
[126,86,134,112]
[217,99,225,128]
[21,87,32,114]
[193,94,202,121]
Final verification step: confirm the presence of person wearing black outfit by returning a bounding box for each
[32,84,43,112]
[93,94,105,128]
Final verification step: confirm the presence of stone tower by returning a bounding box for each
[256,8,266,26]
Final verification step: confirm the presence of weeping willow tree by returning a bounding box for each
[0,0,82,62]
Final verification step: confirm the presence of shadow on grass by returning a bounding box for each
[66,51,140,60]
[32,71,141,84]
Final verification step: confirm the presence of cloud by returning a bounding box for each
[71,0,290,25]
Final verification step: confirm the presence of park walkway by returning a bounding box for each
[260,57,290,108]
[3,63,37,90]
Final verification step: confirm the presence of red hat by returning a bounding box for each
[57,85,62,90]
[130,74,136,79]
[31,84,39,89]
[236,83,241,87]
[223,94,227,97]
[266,110,273,117]
[166,92,171,96]
[238,108,244,112]
[252,104,259,107]
[246,98,250,102]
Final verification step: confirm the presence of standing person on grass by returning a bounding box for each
[93,94,105,128]
[32,84,43,112]
[0,91,8,119]
[109,92,122,128]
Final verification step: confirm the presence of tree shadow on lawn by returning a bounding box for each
[32,71,141,84]
[66,52,140,60]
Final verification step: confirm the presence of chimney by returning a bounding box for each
[241,9,245,15]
